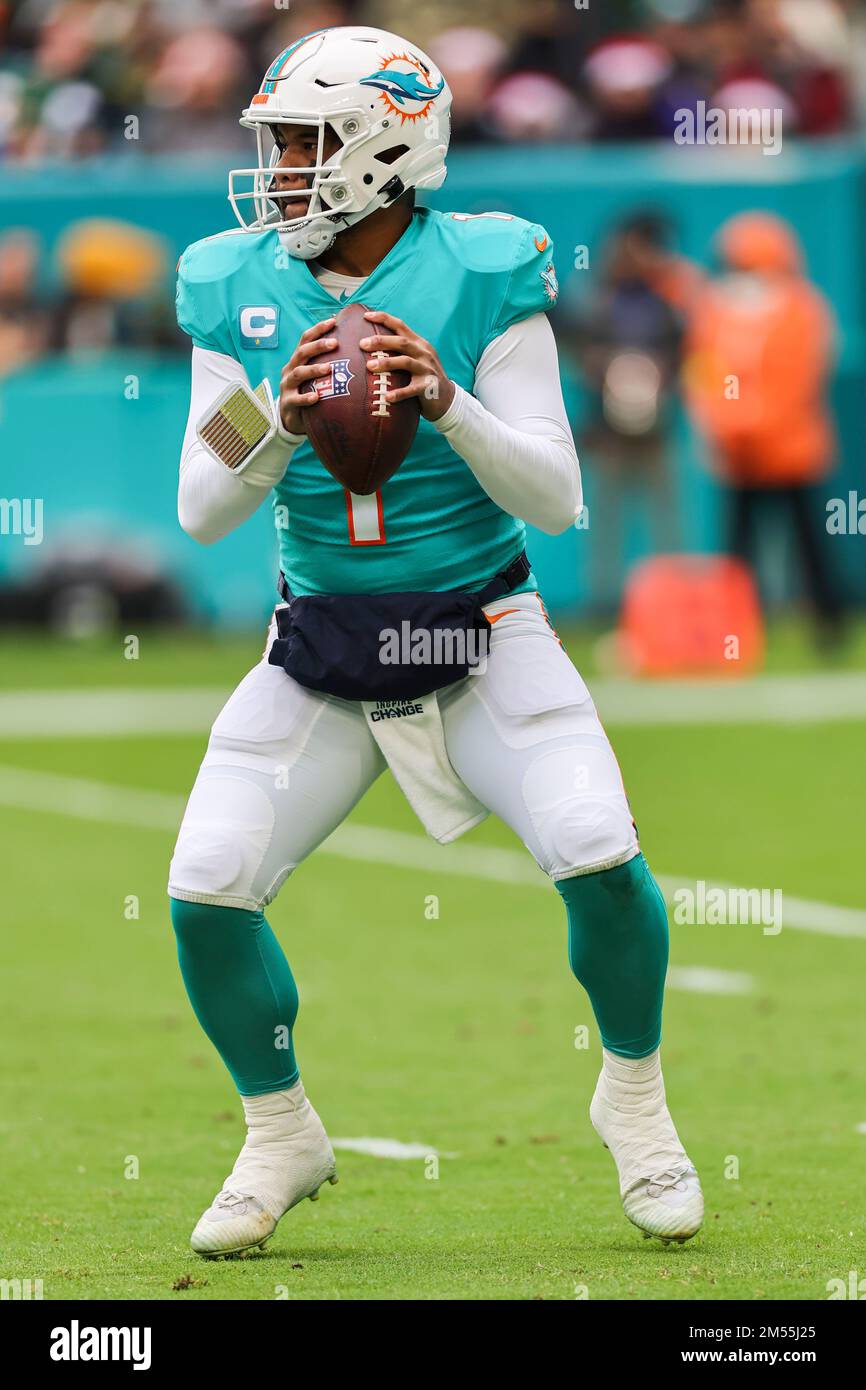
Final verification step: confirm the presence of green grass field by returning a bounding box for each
[1,626,864,1301]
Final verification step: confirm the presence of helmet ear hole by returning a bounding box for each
[375,144,410,165]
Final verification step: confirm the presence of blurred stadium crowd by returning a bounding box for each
[0,0,860,644]
[1,0,863,367]
[1,0,863,159]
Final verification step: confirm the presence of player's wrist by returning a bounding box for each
[426,375,456,421]
[429,379,464,431]
[276,416,306,446]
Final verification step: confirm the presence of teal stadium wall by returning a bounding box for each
[1,142,864,624]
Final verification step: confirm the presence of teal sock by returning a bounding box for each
[556,853,669,1058]
[170,898,299,1097]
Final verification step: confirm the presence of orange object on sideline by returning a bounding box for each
[619,555,764,676]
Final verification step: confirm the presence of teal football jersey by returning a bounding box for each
[176,207,559,596]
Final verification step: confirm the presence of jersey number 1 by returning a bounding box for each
[344,489,385,545]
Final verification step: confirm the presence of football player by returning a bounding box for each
[169,25,703,1257]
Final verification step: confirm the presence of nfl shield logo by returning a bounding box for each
[313,357,354,399]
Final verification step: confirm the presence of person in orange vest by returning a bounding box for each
[684,211,845,645]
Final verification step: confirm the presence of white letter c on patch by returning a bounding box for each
[240,306,276,339]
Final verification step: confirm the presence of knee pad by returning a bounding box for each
[521,741,639,879]
[168,766,291,910]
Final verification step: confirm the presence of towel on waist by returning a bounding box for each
[361,688,487,843]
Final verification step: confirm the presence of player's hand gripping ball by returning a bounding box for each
[280,304,455,496]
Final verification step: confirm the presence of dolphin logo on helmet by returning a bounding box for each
[359,68,446,107]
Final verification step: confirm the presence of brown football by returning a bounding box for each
[299,301,420,495]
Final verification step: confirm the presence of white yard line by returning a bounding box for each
[330,1138,455,1160]
[667,966,754,995]
[0,764,863,939]
[1,669,865,737]
[0,688,229,738]
[0,765,185,829]
[590,672,866,725]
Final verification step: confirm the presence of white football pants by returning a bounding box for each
[168,593,639,910]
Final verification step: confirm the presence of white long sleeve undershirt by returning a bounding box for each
[432,313,581,534]
[177,310,581,544]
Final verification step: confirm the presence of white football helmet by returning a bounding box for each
[228,26,452,260]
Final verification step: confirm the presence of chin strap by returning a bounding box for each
[277,177,408,261]
[278,216,346,261]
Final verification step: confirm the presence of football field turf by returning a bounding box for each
[1,630,864,1301]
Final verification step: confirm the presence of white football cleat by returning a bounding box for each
[590,1049,703,1244]
[190,1081,338,1258]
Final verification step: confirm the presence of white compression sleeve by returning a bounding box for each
[432,313,581,535]
[178,347,302,545]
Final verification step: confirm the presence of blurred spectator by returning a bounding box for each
[504,0,599,96]
[631,212,706,316]
[487,71,589,142]
[583,36,676,140]
[0,229,50,376]
[757,0,853,134]
[684,211,845,644]
[650,3,718,138]
[52,217,179,353]
[426,27,508,143]
[143,27,252,153]
[559,212,693,612]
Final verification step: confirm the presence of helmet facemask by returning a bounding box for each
[229,115,360,259]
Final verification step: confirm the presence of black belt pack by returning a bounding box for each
[267,551,530,702]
